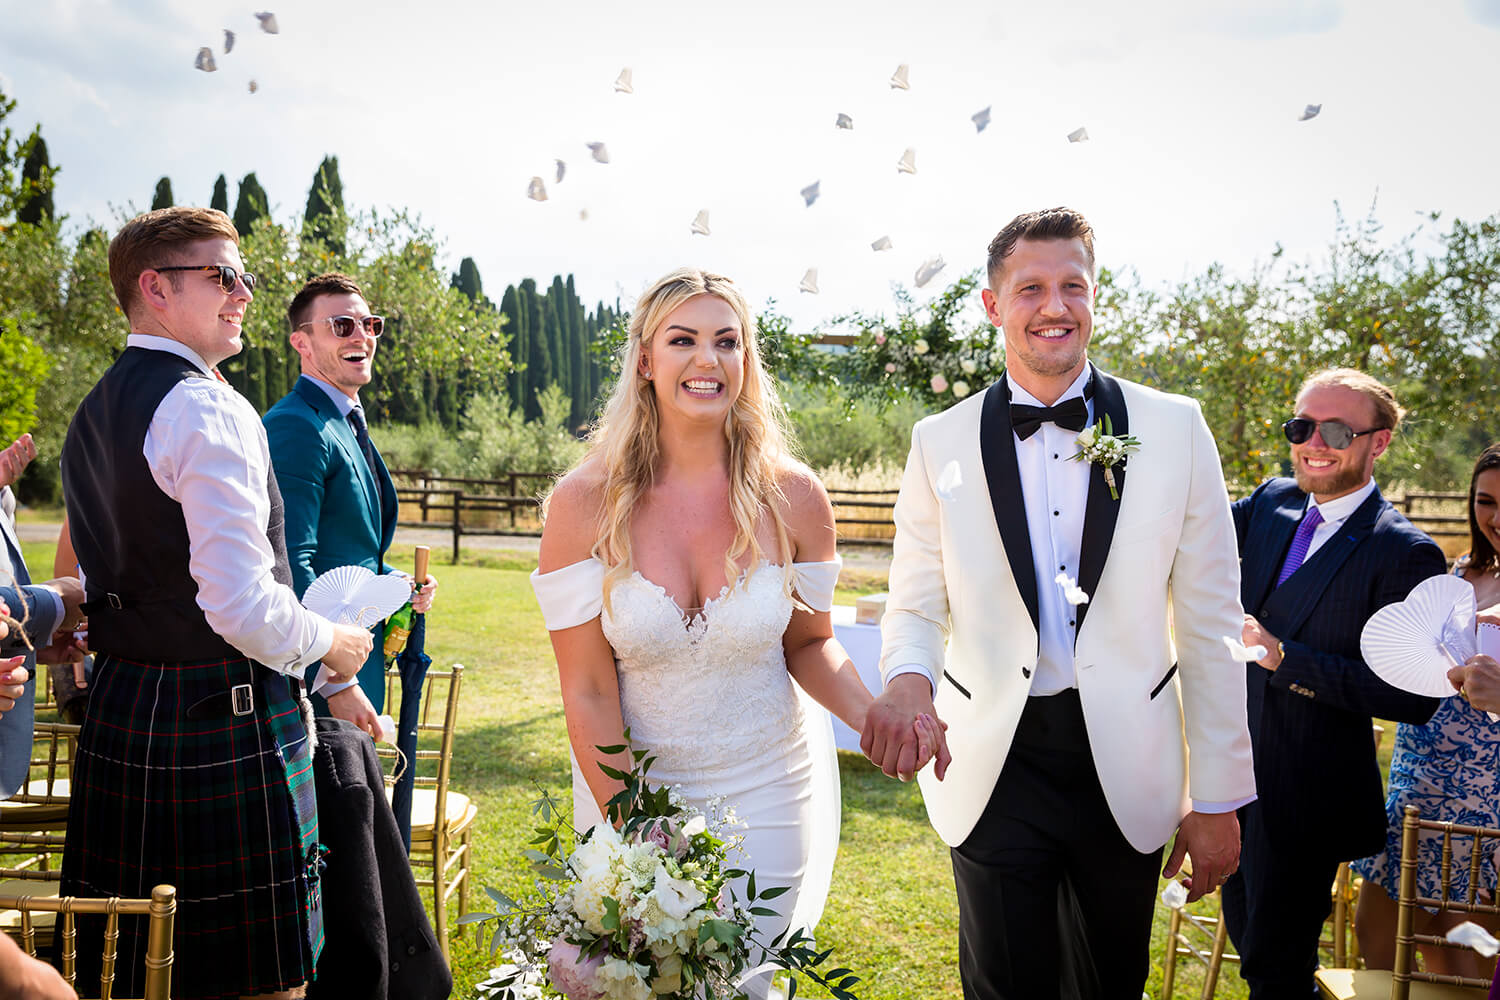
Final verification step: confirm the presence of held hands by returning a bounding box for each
[1164,810,1241,904]
[1448,654,1500,714]
[321,622,375,683]
[411,574,438,615]
[45,576,86,633]
[860,672,952,782]
[1241,614,1282,672]
[0,659,27,716]
[0,432,37,490]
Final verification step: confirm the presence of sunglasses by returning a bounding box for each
[1282,417,1382,450]
[296,314,385,339]
[154,264,257,294]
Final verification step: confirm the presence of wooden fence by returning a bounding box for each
[390,470,1468,559]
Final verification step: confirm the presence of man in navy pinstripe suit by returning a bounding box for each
[1224,368,1445,998]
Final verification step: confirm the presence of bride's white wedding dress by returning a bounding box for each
[531,557,843,990]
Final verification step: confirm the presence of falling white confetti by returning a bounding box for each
[800,180,820,207]
[579,209,589,222]
[934,460,963,501]
[1446,921,1499,958]
[690,210,711,236]
[194,47,217,72]
[835,112,854,130]
[972,106,991,133]
[1055,572,1090,606]
[799,269,819,294]
[614,68,634,94]
[526,177,547,202]
[1161,881,1189,910]
[871,236,893,252]
[890,63,910,90]
[1299,103,1322,121]
[555,159,566,183]
[1067,127,1089,143]
[248,79,258,94]
[897,148,917,174]
[587,142,610,164]
[223,29,235,53]
[1223,636,1268,662]
[914,256,946,288]
[255,11,279,34]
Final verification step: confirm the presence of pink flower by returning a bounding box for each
[632,817,687,858]
[884,362,897,374]
[931,374,949,394]
[547,938,604,1000]
[874,331,887,345]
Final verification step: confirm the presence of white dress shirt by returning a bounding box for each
[1301,478,1379,561]
[0,486,64,638]
[129,334,333,674]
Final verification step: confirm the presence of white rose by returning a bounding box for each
[913,339,929,355]
[952,380,970,398]
[647,865,705,921]
[1076,425,1098,448]
[960,359,977,374]
[597,958,653,1000]
[681,815,707,837]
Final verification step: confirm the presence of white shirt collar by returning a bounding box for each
[1307,477,1378,524]
[300,374,360,417]
[1008,366,1091,408]
[126,333,213,376]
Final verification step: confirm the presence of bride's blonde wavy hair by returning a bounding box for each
[568,267,798,608]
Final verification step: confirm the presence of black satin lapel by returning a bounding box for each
[1074,367,1128,641]
[980,374,1039,633]
[1261,492,1381,639]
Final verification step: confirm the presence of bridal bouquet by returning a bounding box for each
[465,734,860,1000]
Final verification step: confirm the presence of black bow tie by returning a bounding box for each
[1010,396,1088,440]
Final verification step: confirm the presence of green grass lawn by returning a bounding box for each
[20,538,1400,999]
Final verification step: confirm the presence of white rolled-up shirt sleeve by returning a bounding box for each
[144,379,333,675]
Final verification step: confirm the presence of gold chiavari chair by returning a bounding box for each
[0,884,176,1000]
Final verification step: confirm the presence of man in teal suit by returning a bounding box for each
[265,273,436,733]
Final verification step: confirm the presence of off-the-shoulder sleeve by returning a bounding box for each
[791,557,842,613]
[530,558,606,630]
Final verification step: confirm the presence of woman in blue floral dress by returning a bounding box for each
[1353,444,1500,976]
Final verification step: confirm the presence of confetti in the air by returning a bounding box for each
[972,106,991,133]
[1299,103,1322,121]
[587,142,610,164]
[223,29,236,54]
[890,63,910,90]
[897,148,917,174]
[1223,636,1268,662]
[614,68,634,94]
[526,177,548,202]
[248,79,259,94]
[1055,572,1090,606]
[1446,921,1499,958]
[799,269,819,294]
[835,112,854,130]
[255,11,279,34]
[914,256,946,288]
[690,210,711,236]
[579,209,589,222]
[195,48,217,72]
[871,236,893,252]
[1067,127,1089,143]
[1161,881,1189,910]
[555,159,566,183]
[800,181,820,207]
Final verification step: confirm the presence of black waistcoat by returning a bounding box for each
[60,346,292,662]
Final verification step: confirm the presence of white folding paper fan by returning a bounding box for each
[1360,574,1476,697]
[302,565,412,628]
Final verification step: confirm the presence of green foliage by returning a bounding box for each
[451,257,484,303]
[302,155,345,255]
[0,89,55,226]
[0,317,52,443]
[232,171,269,237]
[783,382,928,474]
[16,136,54,225]
[151,176,173,211]
[376,386,585,479]
[210,173,228,213]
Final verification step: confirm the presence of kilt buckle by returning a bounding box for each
[231,683,254,717]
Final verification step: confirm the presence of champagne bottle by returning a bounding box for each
[382,545,429,662]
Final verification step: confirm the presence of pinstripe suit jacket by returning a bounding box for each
[1233,477,1445,859]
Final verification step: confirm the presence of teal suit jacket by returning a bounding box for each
[264,377,400,710]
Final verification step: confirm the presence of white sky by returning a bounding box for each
[3,0,1498,331]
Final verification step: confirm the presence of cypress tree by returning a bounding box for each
[451,257,483,302]
[232,172,269,238]
[210,174,229,213]
[499,284,526,413]
[522,278,550,421]
[16,136,54,225]
[566,274,587,426]
[302,155,345,254]
[151,177,173,210]
[546,276,570,410]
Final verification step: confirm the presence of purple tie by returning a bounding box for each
[1276,506,1324,587]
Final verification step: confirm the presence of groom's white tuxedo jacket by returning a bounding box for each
[884,368,1256,853]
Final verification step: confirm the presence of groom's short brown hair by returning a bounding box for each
[986,207,1096,286]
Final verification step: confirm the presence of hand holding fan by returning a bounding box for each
[303,565,413,628]
[1359,575,1476,697]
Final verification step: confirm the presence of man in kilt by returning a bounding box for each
[59,207,375,1000]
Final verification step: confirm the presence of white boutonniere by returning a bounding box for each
[1070,415,1140,500]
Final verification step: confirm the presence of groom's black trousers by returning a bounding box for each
[951,690,1162,1000]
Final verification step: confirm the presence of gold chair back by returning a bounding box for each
[0,884,175,1000]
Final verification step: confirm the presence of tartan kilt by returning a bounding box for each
[60,652,325,1000]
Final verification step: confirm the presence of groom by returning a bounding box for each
[862,207,1257,998]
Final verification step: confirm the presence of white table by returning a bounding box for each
[829,605,884,751]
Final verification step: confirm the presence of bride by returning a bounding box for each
[530,268,938,992]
